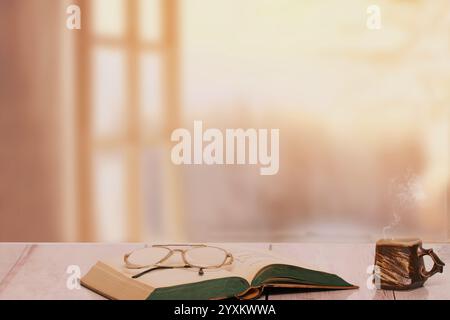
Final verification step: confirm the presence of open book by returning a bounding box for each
[81,245,357,300]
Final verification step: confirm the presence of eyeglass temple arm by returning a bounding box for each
[152,244,206,248]
[132,266,191,279]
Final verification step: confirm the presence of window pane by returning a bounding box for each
[139,0,162,42]
[140,53,164,136]
[92,47,126,138]
[93,150,126,241]
[92,0,126,37]
[141,147,164,239]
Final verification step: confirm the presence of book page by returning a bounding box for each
[220,244,327,283]
[220,245,294,283]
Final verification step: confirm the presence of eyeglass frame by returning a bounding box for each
[123,244,234,278]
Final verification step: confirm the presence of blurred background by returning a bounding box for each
[0,0,448,242]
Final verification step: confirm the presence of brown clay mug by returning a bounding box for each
[374,238,445,290]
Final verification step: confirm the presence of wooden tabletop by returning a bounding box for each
[0,243,448,300]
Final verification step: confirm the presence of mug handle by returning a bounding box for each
[418,246,445,280]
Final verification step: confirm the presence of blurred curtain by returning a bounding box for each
[0,1,63,241]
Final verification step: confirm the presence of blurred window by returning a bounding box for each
[79,0,175,241]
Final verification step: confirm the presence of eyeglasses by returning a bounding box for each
[124,244,234,279]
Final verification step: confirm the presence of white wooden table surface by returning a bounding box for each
[0,243,448,300]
